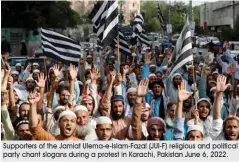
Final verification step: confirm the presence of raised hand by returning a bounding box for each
[27,63,32,72]
[192,109,199,125]
[144,52,152,65]
[227,64,236,76]
[90,68,99,81]
[7,76,13,88]
[137,79,149,97]
[178,80,193,102]
[107,71,116,84]
[36,73,46,88]
[123,65,130,75]
[216,75,229,93]
[4,62,11,75]
[204,55,210,65]
[69,64,77,80]
[28,92,41,105]
[53,64,60,77]
[115,73,123,85]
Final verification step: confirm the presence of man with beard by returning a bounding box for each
[32,69,40,82]
[15,120,32,140]
[29,92,80,140]
[147,80,168,119]
[74,105,97,140]
[165,102,177,140]
[124,88,137,118]
[95,116,117,141]
[99,72,143,140]
[11,71,19,84]
[147,117,166,140]
[58,87,70,107]
[210,75,239,140]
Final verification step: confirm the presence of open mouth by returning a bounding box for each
[65,127,72,134]
[229,134,236,139]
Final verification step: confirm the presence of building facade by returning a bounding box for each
[70,0,140,25]
[200,1,239,31]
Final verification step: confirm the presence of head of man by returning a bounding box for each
[223,116,239,140]
[210,63,217,72]
[11,71,19,82]
[15,63,21,72]
[147,117,166,140]
[188,73,194,85]
[54,106,65,121]
[187,125,204,141]
[207,74,215,83]
[208,81,216,90]
[166,102,177,119]
[32,70,40,81]
[172,74,182,89]
[151,81,164,98]
[150,65,156,73]
[81,95,94,116]
[127,88,137,106]
[19,102,30,120]
[96,116,113,140]
[57,61,63,69]
[59,87,70,106]
[197,99,211,121]
[141,103,151,122]
[58,111,77,137]
[155,71,162,81]
[110,95,124,120]
[149,74,157,83]
[86,55,93,64]
[25,77,35,91]
[183,95,192,111]
[32,63,40,71]
[16,120,32,140]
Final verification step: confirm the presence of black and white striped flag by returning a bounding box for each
[157,4,165,30]
[41,28,82,65]
[130,13,144,45]
[113,31,131,56]
[168,18,193,76]
[138,30,151,47]
[89,0,118,47]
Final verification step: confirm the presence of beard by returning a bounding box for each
[111,111,125,120]
[173,83,178,89]
[76,124,91,139]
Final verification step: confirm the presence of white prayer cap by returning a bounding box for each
[209,81,216,85]
[187,124,204,136]
[26,77,34,82]
[53,106,66,114]
[110,56,115,59]
[33,62,39,66]
[148,73,156,78]
[15,63,21,67]
[212,71,219,75]
[150,64,156,68]
[132,53,137,57]
[127,87,137,94]
[11,70,19,75]
[96,116,112,125]
[172,73,182,79]
[162,66,167,70]
[59,81,70,87]
[87,55,92,58]
[58,110,76,123]
[74,105,88,113]
[186,64,193,70]
[197,98,212,108]
[199,63,204,66]
[210,87,216,92]
[33,69,40,74]
[146,103,150,109]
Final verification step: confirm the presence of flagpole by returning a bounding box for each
[117,34,120,72]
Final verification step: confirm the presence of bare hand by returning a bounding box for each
[90,68,99,81]
[115,73,123,85]
[107,71,116,84]
[28,92,41,105]
[69,64,77,80]
[4,62,11,75]
[36,73,46,88]
[178,80,193,102]
[227,64,236,76]
[123,65,130,75]
[137,79,149,97]
[7,76,13,86]
[216,75,229,93]
[53,64,60,77]
[144,52,152,65]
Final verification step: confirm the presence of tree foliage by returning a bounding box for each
[2,1,81,29]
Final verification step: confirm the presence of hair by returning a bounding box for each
[223,116,239,133]
[19,102,30,112]
[59,87,69,94]
[186,131,204,140]
[167,102,177,110]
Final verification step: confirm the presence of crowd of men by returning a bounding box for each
[1,40,239,141]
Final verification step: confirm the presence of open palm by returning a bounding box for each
[90,68,99,81]
[216,75,229,93]
[28,92,41,104]
[53,64,60,77]
[69,64,77,80]
[137,79,149,97]
[36,73,46,88]
[178,80,193,102]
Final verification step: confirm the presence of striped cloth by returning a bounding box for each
[89,0,118,47]
[157,3,165,30]
[138,29,151,47]
[113,31,131,56]
[130,13,144,45]
[168,17,194,76]
[41,28,82,65]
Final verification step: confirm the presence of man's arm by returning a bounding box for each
[36,73,46,111]
[8,76,16,108]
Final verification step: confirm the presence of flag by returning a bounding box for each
[130,13,144,45]
[157,4,165,30]
[113,31,131,56]
[168,18,193,76]
[41,28,82,65]
[89,0,118,47]
[138,30,151,47]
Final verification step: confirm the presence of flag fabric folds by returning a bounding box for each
[138,30,151,47]
[130,13,144,45]
[41,28,82,65]
[167,18,193,76]
[157,4,165,30]
[113,31,131,56]
[89,0,118,47]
